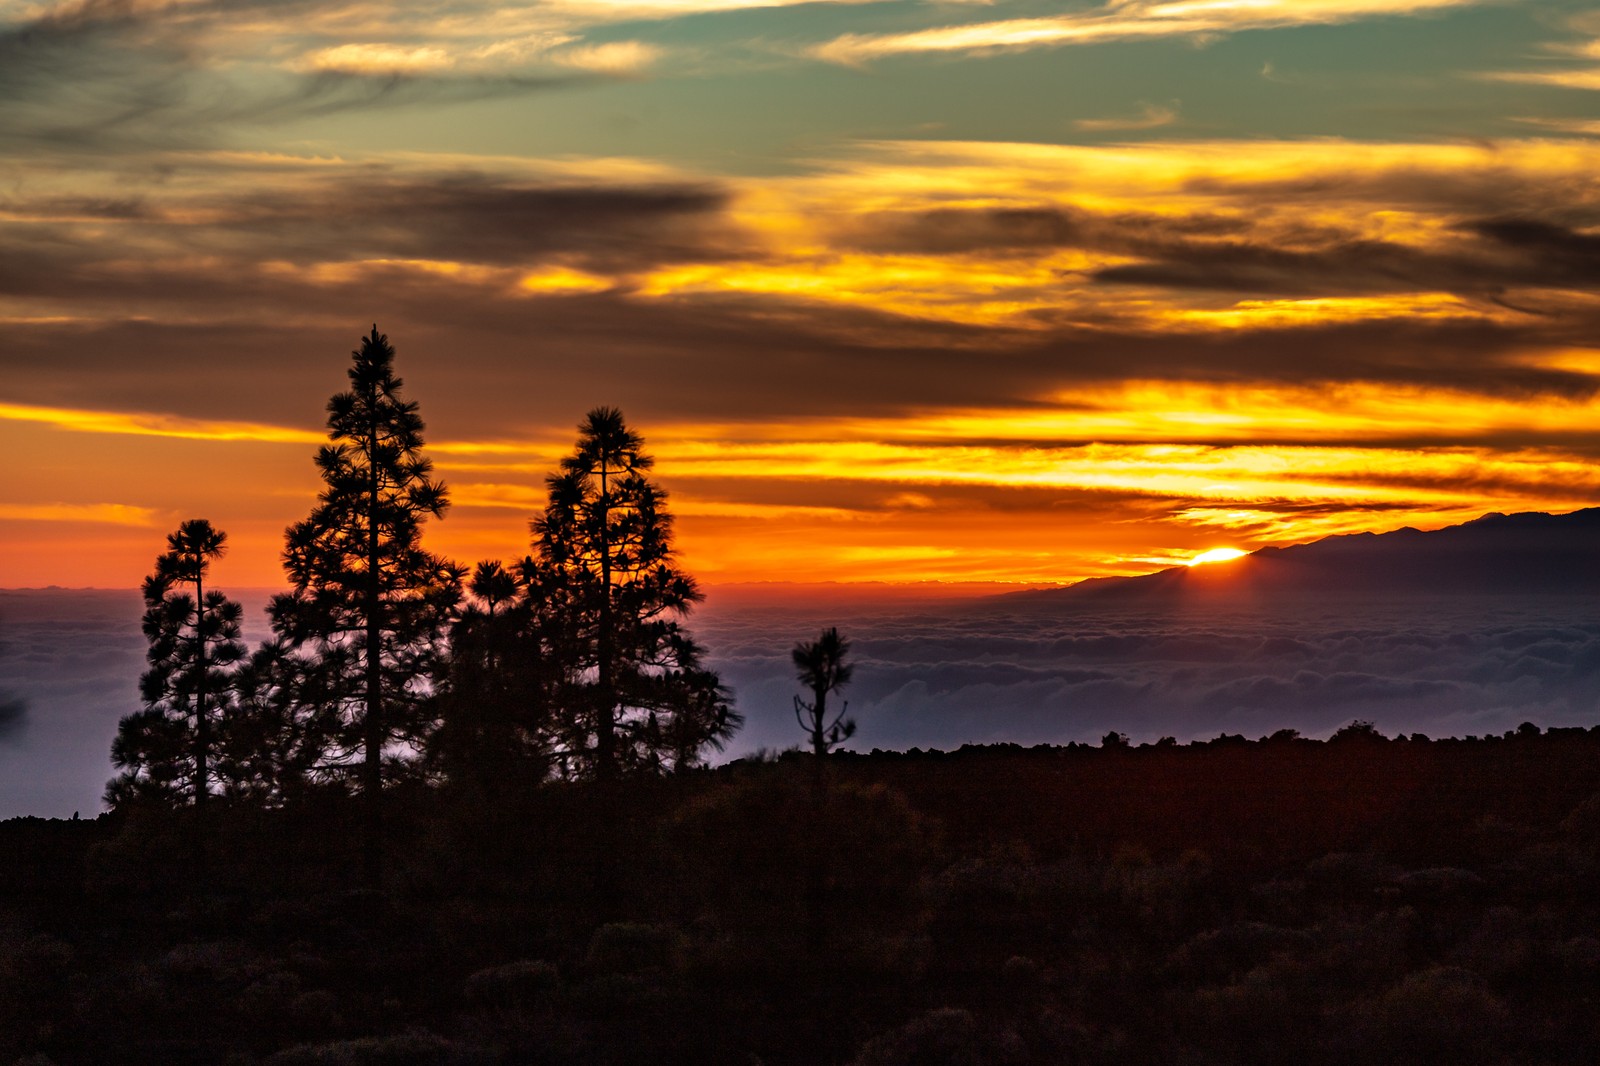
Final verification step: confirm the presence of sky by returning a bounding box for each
[6,0,1600,590]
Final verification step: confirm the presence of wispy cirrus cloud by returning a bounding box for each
[1487,68,1600,92]
[808,0,1490,64]
[1475,10,1600,95]
[1073,101,1180,132]
[1513,116,1600,135]
[551,39,665,73]
[0,0,700,150]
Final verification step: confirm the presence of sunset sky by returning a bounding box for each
[6,0,1600,590]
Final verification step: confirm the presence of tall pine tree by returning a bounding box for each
[270,326,463,806]
[107,519,245,808]
[532,407,737,779]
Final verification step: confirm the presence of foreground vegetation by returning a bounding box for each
[5,727,1600,1065]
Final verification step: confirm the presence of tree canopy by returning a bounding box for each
[527,407,738,779]
[269,325,464,797]
[108,519,245,808]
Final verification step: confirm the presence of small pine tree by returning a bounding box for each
[790,626,857,951]
[107,520,245,808]
[793,627,855,762]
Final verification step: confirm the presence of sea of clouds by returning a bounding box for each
[700,592,1600,757]
[4,587,1599,819]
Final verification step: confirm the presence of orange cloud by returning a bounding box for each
[0,503,158,526]
[0,402,323,444]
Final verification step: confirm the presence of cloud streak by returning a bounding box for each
[1073,102,1180,132]
[0,503,158,526]
[809,0,1488,65]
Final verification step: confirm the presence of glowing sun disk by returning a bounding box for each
[1188,547,1248,566]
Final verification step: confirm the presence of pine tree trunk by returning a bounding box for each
[364,416,384,887]
[596,459,615,783]
[194,570,209,811]
[193,567,211,877]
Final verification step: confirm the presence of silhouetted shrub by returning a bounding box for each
[1303,851,1402,896]
[583,923,687,979]
[1389,866,1485,903]
[1350,966,1517,1065]
[1313,907,1418,990]
[285,990,344,1038]
[667,771,936,936]
[1554,936,1600,979]
[463,959,561,1013]
[1559,790,1600,846]
[1330,719,1386,743]
[1183,963,1303,1050]
[264,1031,464,1066]
[1168,922,1314,981]
[1000,954,1041,996]
[850,1008,1025,1066]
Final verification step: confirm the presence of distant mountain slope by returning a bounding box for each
[1009,508,1600,606]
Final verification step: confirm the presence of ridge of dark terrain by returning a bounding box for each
[1001,506,1600,606]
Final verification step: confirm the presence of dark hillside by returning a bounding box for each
[5,730,1600,1065]
[1008,507,1600,606]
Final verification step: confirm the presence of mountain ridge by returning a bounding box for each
[1001,507,1600,606]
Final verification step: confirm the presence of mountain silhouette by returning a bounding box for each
[1007,507,1600,607]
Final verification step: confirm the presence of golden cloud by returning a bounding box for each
[810,0,1487,64]
[0,402,322,444]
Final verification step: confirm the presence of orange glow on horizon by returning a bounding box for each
[7,382,1600,588]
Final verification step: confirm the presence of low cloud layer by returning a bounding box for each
[0,589,146,817]
[7,585,1597,818]
[0,694,24,741]
[699,593,1600,759]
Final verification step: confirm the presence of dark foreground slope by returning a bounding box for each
[5,730,1600,1066]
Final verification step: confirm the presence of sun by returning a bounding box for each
[1187,547,1248,566]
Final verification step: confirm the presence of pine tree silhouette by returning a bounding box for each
[791,627,856,950]
[532,407,737,779]
[270,326,463,876]
[107,520,245,808]
[793,627,855,763]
